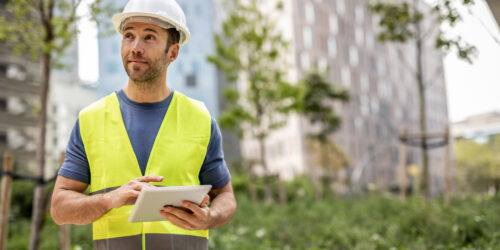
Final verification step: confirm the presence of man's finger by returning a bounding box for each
[160,210,194,230]
[183,201,202,214]
[164,207,198,225]
[135,175,163,183]
[199,195,210,208]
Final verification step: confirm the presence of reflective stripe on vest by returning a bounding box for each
[79,92,211,249]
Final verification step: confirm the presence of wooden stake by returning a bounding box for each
[0,153,14,250]
[399,130,408,200]
[444,127,451,204]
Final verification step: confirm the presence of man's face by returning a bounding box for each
[121,22,169,83]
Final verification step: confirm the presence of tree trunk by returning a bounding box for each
[414,0,430,199]
[29,52,51,250]
[258,136,273,203]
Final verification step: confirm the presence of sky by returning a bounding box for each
[76,0,500,123]
[441,0,500,122]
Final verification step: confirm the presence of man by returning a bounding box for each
[50,0,236,249]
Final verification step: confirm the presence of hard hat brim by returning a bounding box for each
[112,12,190,46]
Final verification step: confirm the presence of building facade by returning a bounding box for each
[452,111,500,140]
[0,3,42,173]
[236,0,451,194]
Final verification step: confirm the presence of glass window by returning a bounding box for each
[371,97,379,114]
[186,74,196,87]
[360,95,370,116]
[341,66,350,87]
[329,15,338,34]
[337,0,345,15]
[355,26,364,46]
[0,98,6,111]
[303,27,313,49]
[318,57,328,71]
[355,5,364,23]
[305,2,315,24]
[327,37,337,58]
[301,51,310,70]
[360,74,369,93]
[349,46,358,67]
[0,131,6,144]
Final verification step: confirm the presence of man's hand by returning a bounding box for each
[105,175,164,209]
[159,195,213,230]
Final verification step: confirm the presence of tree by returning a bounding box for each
[207,0,299,203]
[368,0,476,198]
[0,0,113,249]
[298,71,350,200]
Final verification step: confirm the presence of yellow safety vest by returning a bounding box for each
[79,91,211,250]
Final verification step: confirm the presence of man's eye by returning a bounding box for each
[145,35,155,41]
[124,33,133,39]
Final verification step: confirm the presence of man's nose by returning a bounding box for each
[131,39,144,55]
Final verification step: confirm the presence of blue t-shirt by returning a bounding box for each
[58,90,231,189]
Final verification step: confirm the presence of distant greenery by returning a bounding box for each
[5,177,500,249]
[454,134,500,194]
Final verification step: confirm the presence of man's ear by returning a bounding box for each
[167,44,180,63]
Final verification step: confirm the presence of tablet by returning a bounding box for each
[128,185,212,223]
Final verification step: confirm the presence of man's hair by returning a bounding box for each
[166,28,180,52]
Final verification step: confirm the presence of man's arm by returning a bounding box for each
[51,175,164,225]
[159,181,236,230]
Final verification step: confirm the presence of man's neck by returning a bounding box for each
[123,76,172,103]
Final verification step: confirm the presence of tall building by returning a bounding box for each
[96,0,221,117]
[486,0,500,27]
[0,3,42,173]
[452,111,500,140]
[237,0,450,194]
[49,40,97,170]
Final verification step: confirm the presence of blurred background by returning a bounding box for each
[1,0,499,249]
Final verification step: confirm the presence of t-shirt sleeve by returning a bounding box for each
[58,118,91,184]
[199,118,231,189]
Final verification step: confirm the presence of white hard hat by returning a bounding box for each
[112,0,191,46]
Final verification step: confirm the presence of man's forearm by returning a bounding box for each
[51,189,111,225]
[209,191,237,228]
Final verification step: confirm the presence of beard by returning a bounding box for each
[124,52,167,83]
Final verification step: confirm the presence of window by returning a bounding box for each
[371,97,379,114]
[0,64,7,76]
[355,5,364,23]
[355,26,364,46]
[303,27,313,49]
[337,0,345,15]
[0,131,6,144]
[329,15,338,34]
[360,95,370,116]
[300,51,310,70]
[360,74,369,93]
[186,74,196,87]
[341,66,350,87]
[349,46,359,66]
[327,37,337,58]
[305,2,315,24]
[0,98,6,111]
[318,57,328,71]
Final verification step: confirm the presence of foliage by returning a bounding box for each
[368,0,477,63]
[298,71,349,143]
[207,0,299,139]
[0,0,115,65]
[6,176,500,249]
[210,194,500,249]
[454,135,500,194]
